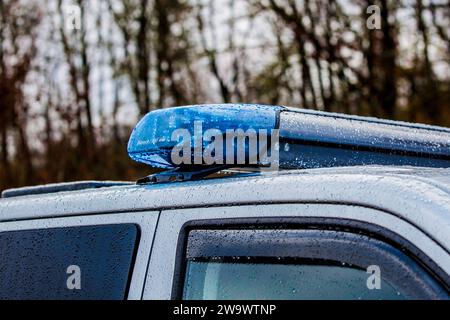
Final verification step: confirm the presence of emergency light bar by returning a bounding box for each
[127,104,282,169]
[128,104,450,174]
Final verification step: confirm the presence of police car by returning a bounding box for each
[1,104,450,300]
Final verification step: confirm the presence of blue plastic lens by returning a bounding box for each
[127,104,282,169]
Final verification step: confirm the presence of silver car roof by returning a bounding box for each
[1,166,450,251]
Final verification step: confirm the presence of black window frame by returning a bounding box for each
[172,217,450,299]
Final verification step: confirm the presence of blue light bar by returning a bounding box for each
[129,104,450,172]
[127,104,283,169]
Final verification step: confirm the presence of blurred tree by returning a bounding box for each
[0,0,449,191]
[0,0,41,189]
[57,0,95,155]
[108,0,192,114]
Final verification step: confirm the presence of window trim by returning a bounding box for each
[182,228,448,299]
[171,217,450,299]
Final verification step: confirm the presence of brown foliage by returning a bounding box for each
[0,0,449,192]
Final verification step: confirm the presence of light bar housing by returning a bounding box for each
[127,104,283,169]
[128,104,450,171]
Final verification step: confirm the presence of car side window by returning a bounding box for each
[181,229,449,300]
[0,224,139,300]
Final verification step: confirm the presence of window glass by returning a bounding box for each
[0,224,138,300]
[183,259,403,300]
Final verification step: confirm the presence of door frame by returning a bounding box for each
[143,203,450,299]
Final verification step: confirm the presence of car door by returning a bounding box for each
[0,211,159,300]
[144,204,450,299]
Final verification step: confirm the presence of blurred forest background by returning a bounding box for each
[0,0,449,191]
